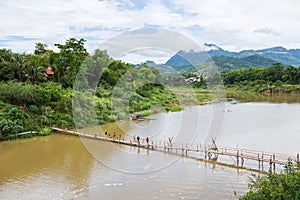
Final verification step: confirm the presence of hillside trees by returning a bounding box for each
[222,63,300,85]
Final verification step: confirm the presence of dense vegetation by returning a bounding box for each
[222,63,300,93]
[240,159,300,199]
[0,38,179,140]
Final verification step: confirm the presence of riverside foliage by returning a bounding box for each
[240,159,300,200]
[221,63,300,92]
[0,38,178,140]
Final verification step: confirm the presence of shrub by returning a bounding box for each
[170,106,182,112]
[240,159,300,200]
[38,128,52,136]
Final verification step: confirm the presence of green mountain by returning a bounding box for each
[165,45,300,70]
[165,50,210,68]
[209,45,300,66]
[160,54,277,75]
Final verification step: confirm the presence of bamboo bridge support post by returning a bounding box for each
[237,150,239,167]
[241,150,244,167]
[273,154,276,172]
[258,154,260,170]
[261,152,264,171]
[269,155,273,172]
[185,143,188,155]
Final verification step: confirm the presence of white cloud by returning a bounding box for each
[1,0,300,57]
[117,49,173,64]
[254,28,280,36]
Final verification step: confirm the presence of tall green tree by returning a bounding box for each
[283,65,299,84]
[11,53,28,82]
[34,43,48,55]
[24,54,47,83]
[53,38,87,87]
[0,49,15,81]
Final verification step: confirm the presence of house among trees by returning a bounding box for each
[185,76,202,83]
[45,67,54,80]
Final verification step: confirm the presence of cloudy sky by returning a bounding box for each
[1,0,300,62]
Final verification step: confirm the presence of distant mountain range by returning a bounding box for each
[138,44,300,76]
[165,44,300,70]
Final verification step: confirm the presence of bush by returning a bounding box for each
[170,106,182,112]
[38,128,52,136]
[0,118,23,140]
[0,82,39,105]
[240,159,300,200]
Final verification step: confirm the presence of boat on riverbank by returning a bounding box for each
[129,113,143,120]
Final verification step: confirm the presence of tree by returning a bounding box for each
[0,49,15,81]
[34,43,48,55]
[263,63,284,82]
[24,54,47,83]
[76,49,111,90]
[283,65,299,84]
[11,53,28,82]
[240,159,300,200]
[53,38,88,87]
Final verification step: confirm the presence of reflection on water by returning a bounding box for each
[227,91,300,103]
[220,102,300,155]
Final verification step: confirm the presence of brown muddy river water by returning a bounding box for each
[1,93,300,199]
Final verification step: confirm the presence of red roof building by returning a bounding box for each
[45,67,54,79]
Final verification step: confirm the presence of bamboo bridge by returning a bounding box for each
[50,127,299,172]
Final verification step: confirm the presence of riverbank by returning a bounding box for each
[3,84,300,142]
[0,82,189,141]
[226,83,300,94]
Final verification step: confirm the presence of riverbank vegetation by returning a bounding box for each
[222,63,300,93]
[0,38,181,140]
[240,159,300,199]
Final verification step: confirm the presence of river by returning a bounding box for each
[1,93,299,199]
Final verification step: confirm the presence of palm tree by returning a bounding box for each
[24,57,46,83]
[0,49,15,80]
[285,65,299,84]
[11,53,28,82]
[34,43,48,55]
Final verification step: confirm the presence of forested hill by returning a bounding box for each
[206,45,300,66]
[160,53,277,75]
[163,44,300,73]
[204,55,276,71]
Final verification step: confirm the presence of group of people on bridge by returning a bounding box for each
[104,130,176,148]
